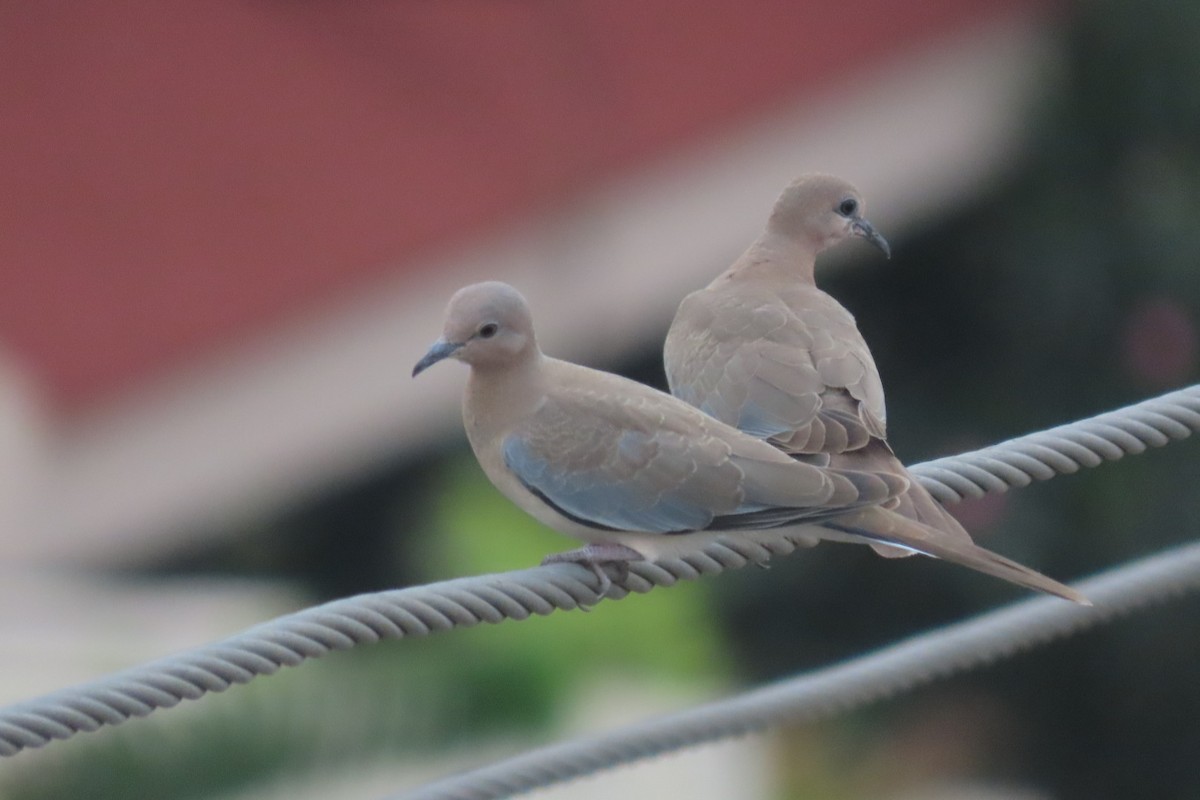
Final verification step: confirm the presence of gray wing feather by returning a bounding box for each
[665,287,887,455]
[502,373,894,535]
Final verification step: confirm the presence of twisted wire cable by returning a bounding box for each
[910,385,1200,503]
[394,537,1200,800]
[1,385,1198,758]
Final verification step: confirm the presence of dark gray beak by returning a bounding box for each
[851,217,891,259]
[412,339,463,377]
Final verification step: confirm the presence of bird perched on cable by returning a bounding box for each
[664,173,1087,603]
[414,281,1086,603]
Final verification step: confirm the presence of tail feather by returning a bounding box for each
[830,441,973,540]
[799,441,1086,603]
[827,505,1091,605]
[829,441,979,560]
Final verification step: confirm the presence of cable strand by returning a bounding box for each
[394,539,1200,800]
[909,385,1200,502]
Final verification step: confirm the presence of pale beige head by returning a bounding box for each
[412,281,538,376]
[766,173,890,258]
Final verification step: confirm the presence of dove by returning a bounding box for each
[664,174,1087,603]
[414,281,1086,603]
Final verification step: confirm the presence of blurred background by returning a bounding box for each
[2,1,1200,798]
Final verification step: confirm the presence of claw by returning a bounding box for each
[541,543,644,600]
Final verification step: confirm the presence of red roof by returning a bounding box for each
[0,0,1039,413]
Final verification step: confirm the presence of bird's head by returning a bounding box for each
[413,281,537,376]
[766,173,890,258]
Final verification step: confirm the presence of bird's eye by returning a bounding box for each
[478,323,499,339]
[837,198,858,217]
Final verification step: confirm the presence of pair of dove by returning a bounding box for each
[413,174,1088,604]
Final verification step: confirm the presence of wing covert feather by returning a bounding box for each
[503,370,898,535]
[665,286,888,455]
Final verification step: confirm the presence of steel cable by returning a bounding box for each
[1,385,1197,757]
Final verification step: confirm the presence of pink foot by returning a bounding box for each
[542,543,644,597]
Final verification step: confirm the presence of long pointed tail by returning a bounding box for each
[826,505,1091,605]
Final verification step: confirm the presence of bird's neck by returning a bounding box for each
[723,231,819,286]
[463,352,547,443]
